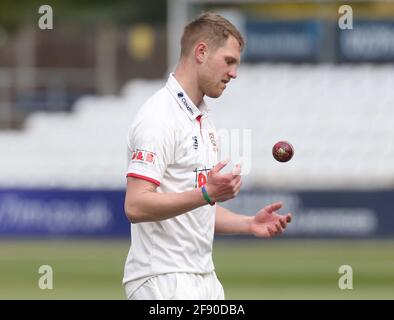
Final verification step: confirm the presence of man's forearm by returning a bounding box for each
[215,205,253,234]
[126,188,208,223]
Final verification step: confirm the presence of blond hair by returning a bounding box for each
[180,12,245,57]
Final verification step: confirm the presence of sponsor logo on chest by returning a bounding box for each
[208,132,217,152]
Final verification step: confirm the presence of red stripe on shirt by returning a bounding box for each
[196,115,202,128]
[126,173,160,186]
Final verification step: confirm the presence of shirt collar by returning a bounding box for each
[166,73,209,121]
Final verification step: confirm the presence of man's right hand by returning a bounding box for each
[205,160,242,203]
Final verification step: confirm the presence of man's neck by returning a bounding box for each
[174,62,204,107]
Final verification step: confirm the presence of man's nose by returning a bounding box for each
[228,67,237,79]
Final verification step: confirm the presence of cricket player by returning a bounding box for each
[123,12,292,300]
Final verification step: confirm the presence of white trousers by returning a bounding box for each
[125,272,225,300]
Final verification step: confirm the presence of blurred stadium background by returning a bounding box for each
[1,0,394,299]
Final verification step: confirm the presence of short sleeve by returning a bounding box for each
[126,118,174,186]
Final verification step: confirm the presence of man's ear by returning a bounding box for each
[194,42,208,63]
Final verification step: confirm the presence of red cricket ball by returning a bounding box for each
[272,141,294,163]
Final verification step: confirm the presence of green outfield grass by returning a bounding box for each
[0,239,393,299]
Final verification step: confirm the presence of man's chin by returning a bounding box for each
[206,90,223,99]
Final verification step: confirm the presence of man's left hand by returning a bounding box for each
[250,202,292,238]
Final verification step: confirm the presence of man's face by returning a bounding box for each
[199,36,241,98]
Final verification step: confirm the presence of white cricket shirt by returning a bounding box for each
[123,74,220,289]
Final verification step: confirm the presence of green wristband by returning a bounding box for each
[202,185,215,206]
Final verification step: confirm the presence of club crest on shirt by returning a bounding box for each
[131,149,155,164]
[193,167,212,188]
